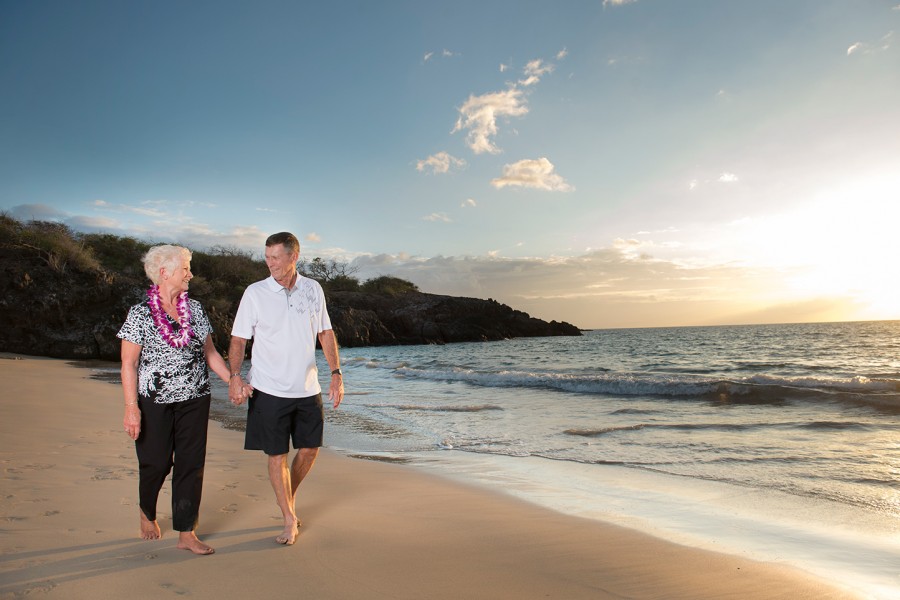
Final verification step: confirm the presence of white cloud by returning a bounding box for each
[603,0,637,6]
[718,172,739,183]
[306,232,321,243]
[556,48,568,60]
[423,212,451,223]
[255,207,278,213]
[452,88,528,154]
[499,63,509,72]
[442,49,455,57]
[461,198,477,208]
[518,59,554,86]
[847,42,864,55]
[491,158,574,191]
[423,51,434,62]
[416,151,467,174]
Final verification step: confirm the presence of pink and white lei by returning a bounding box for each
[146,285,195,348]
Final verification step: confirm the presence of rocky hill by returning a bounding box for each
[0,217,580,360]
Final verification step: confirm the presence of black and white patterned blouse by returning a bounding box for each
[117,298,213,404]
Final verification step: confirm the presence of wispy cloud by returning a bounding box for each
[718,172,739,183]
[92,199,167,218]
[423,49,458,63]
[556,48,568,60]
[518,59,554,87]
[306,232,321,243]
[461,198,477,208]
[847,31,893,55]
[603,0,638,7]
[8,203,69,221]
[491,158,574,191]
[452,88,528,154]
[422,212,451,223]
[416,151,467,174]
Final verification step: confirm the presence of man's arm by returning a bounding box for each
[318,329,344,408]
[228,336,250,405]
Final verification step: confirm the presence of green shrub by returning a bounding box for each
[361,275,419,296]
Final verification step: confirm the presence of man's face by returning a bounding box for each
[265,243,298,282]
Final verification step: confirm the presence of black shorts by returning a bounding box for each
[244,390,324,456]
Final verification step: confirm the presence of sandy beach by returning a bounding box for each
[0,355,862,600]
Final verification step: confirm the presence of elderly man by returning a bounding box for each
[228,232,344,545]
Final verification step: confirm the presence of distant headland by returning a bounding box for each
[0,215,580,360]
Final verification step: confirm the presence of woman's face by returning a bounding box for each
[163,259,193,293]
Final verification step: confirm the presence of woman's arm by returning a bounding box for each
[121,340,142,440]
[203,336,231,383]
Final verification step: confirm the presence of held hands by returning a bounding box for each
[229,376,254,406]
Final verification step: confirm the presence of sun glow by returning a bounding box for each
[713,172,900,320]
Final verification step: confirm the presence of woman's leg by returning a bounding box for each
[134,399,174,538]
[170,395,213,554]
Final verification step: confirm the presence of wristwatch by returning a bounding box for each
[331,368,342,376]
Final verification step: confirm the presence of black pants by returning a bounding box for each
[135,395,210,532]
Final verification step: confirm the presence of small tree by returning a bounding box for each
[298,257,360,284]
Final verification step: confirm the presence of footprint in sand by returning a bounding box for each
[160,582,190,595]
[92,466,133,480]
[23,463,54,471]
[221,482,238,490]
[43,510,60,517]
[220,504,238,514]
[21,581,57,595]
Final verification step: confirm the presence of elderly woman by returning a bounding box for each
[117,245,235,555]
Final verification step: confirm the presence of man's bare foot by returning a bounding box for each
[177,531,215,555]
[139,510,161,540]
[275,520,299,545]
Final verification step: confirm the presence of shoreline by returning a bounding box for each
[0,354,865,599]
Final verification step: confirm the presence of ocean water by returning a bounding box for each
[208,321,899,598]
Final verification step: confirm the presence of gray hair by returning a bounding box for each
[142,245,192,284]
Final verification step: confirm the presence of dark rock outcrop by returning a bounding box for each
[328,291,580,346]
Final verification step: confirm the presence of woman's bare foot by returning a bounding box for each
[177,531,215,555]
[139,510,161,540]
[275,519,299,545]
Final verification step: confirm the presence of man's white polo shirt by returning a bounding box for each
[231,274,333,397]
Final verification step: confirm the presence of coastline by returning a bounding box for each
[0,354,863,599]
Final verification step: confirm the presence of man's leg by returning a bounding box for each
[289,447,319,524]
[267,453,298,545]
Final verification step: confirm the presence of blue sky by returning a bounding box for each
[2,0,899,328]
